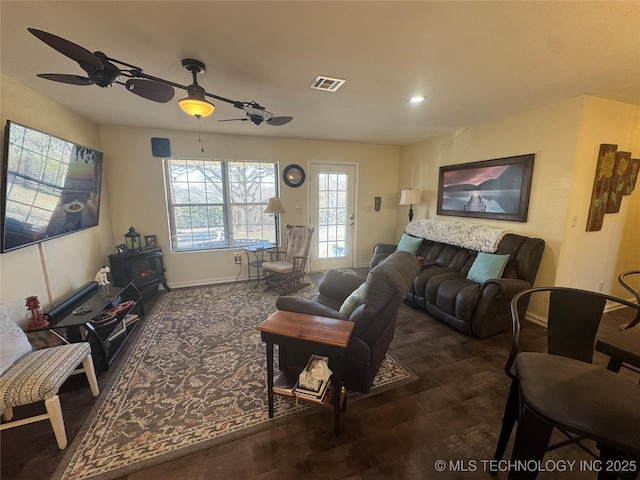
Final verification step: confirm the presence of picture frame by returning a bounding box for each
[283,164,305,187]
[144,235,158,248]
[437,154,534,222]
[115,243,128,255]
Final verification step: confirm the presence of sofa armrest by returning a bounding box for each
[373,243,397,254]
[370,243,397,269]
[481,278,532,300]
[275,296,348,320]
[318,269,365,303]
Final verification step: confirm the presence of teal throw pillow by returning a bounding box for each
[467,252,510,283]
[339,283,366,317]
[396,232,422,255]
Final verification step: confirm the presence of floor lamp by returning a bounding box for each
[399,189,422,222]
[264,197,286,246]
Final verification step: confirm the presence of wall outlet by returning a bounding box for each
[234,252,242,264]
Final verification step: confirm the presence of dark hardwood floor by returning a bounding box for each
[2,279,637,480]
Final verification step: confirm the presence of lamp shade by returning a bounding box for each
[399,189,422,206]
[178,97,215,118]
[264,197,286,214]
[178,84,215,118]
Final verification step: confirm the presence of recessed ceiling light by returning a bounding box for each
[408,96,425,103]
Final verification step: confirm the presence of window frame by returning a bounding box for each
[163,158,279,253]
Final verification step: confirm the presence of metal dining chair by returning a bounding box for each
[493,286,640,479]
[595,270,640,376]
[616,270,640,328]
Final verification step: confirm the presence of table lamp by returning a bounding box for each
[399,189,422,222]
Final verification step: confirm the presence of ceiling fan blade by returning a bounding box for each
[28,28,103,70]
[218,118,248,122]
[125,79,175,103]
[37,73,94,85]
[266,116,294,126]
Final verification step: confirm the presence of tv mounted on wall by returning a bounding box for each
[1,120,104,253]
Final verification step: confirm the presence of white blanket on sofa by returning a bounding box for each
[404,219,507,253]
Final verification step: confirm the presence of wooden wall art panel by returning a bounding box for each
[606,150,631,213]
[586,144,617,232]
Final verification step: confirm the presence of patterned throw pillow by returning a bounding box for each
[339,283,366,317]
[467,253,510,283]
[0,305,33,375]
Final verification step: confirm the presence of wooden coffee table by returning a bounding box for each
[257,310,354,436]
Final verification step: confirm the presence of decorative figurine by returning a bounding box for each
[25,296,49,331]
[95,265,111,295]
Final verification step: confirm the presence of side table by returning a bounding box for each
[243,242,275,287]
[256,310,354,437]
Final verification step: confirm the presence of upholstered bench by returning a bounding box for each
[0,310,99,449]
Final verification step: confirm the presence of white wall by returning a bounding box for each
[0,75,115,326]
[98,125,401,287]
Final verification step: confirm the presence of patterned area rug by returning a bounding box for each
[52,281,416,480]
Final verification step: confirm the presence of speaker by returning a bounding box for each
[151,137,171,157]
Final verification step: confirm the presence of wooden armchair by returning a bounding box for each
[262,224,314,294]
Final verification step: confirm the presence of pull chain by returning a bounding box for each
[196,117,204,152]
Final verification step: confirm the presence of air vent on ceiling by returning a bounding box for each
[310,75,346,92]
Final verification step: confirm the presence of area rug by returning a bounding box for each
[52,281,417,480]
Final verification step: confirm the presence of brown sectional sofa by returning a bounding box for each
[370,220,545,338]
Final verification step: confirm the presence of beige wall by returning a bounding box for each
[560,97,640,298]
[2,74,638,325]
[0,75,115,326]
[98,126,400,288]
[398,95,640,310]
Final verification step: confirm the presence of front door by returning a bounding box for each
[308,163,357,271]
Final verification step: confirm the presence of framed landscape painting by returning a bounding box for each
[437,154,535,222]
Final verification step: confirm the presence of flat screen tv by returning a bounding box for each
[1,120,103,252]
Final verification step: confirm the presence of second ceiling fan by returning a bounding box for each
[28,28,293,126]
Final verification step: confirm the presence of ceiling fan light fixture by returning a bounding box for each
[178,80,215,118]
[179,97,215,118]
[178,85,216,118]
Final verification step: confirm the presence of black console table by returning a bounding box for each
[44,281,144,371]
[243,242,275,287]
[109,247,170,292]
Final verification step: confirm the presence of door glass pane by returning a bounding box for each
[317,172,348,259]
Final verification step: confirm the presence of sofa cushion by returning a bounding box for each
[339,283,366,317]
[396,232,423,255]
[467,252,510,283]
[434,278,481,321]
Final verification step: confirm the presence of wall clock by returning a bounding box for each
[283,164,305,187]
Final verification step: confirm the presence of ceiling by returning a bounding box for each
[2,1,639,146]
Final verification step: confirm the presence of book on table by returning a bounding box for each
[295,379,331,405]
[273,366,303,396]
[294,354,332,403]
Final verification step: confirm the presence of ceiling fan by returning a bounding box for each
[27,28,293,126]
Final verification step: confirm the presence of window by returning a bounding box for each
[163,158,278,252]
[317,172,348,258]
